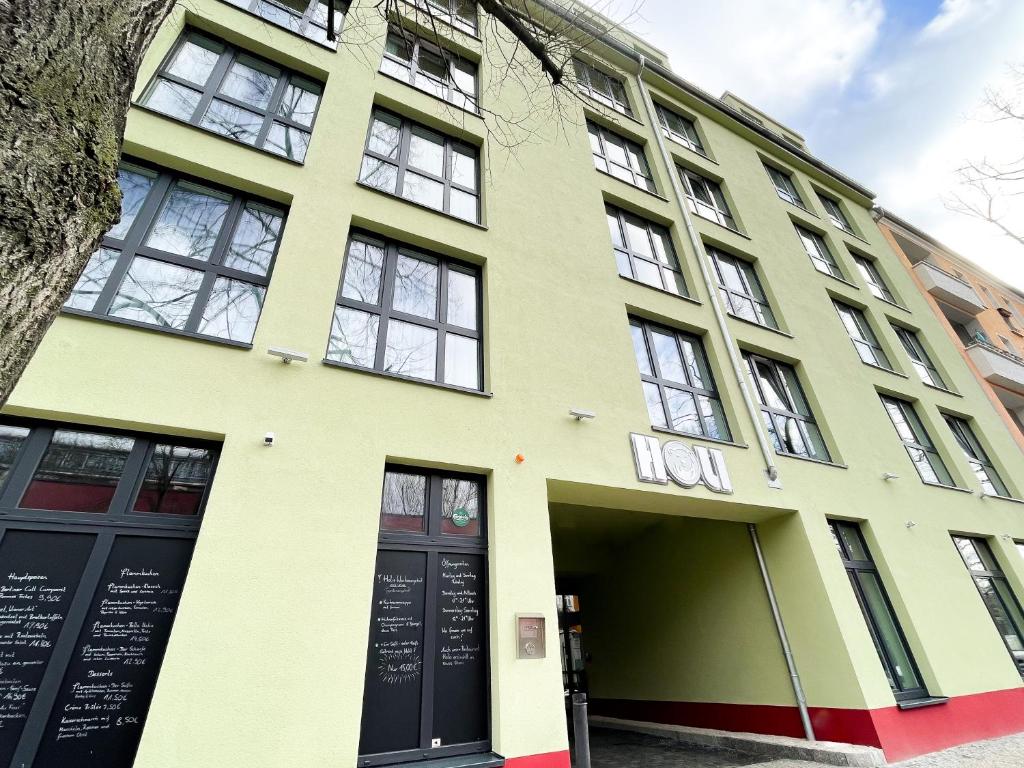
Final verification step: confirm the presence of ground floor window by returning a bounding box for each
[0,417,217,768]
[829,520,927,701]
[359,466,489,766]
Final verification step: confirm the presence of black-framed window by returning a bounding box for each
[573,59,632,116]
[943,415,1009,497]
[829,520,928,701]
[953,536,1024,676]
[854,255,897,304]
[587,121,655,193]
[744,353,830,461]
[605,205,685,295]
[327,231,482,391]
[65,161,284,346]
[655,102,705,155]
[819,193,853,232]
[140,30,323,162]
[708,247,777,330]
[678,167,736,230]
[795,225,843,279]
[892,324,945,389]
[0,418,218,521]
[359,108,480,223]
[381,28,478,112]
[224,0,347,46]
[412,0,477,34]
[879,395,954,486]
[629,318,730,440]
[833,301,893,370]
[765,164,804,208]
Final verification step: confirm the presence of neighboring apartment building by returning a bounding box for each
[876,212,1024,450]
[4,2,1024,767]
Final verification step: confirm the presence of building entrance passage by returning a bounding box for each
[0,418,218,768]
[358,466,491,767]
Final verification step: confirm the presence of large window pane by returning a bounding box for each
[0,425,30,491]
[20,430,135,513]
[219,58,279,109]
[651,330,686,384]
[133,444,214,515]
[223,205,282,276]
[380,471,427,532]
[341,239,386,305]
[393,254,438,319]
[144,80,202,120]
[856,572,923,692]
[408,130,445,176]
[328,307,379,367]
[359,156,398,193]
[444,334,479,390]
[166,39,220,85]
[441,477,480,536]
[145,182,230,261]
[109,257,204,330]
[446,270,477,329]
[198,278,265,343]
[200,99,264,144]
[66,248,120,311]
[277,81,319,126]
[403,172,444,209]
[109,167,157,240]
[384,321,437,380]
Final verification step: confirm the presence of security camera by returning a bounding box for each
[264,432,276,447]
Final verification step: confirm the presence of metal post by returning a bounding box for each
[571,692,591,768]
[748,523,816,741]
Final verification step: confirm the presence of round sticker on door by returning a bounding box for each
[451,508,471,527]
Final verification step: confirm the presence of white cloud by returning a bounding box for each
[919,0,1000,41]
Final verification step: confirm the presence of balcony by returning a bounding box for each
[913,261,986,316]
[967,341,1024,391]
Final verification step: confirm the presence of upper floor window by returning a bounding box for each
[891,324,944,389]
[833,301,893,370]
[879,395,953,487]
[679,168,736,230]
[630,319,730,440]
[412,0,477,34]
[765,164,803,208]
[829,520,928,701]
[327,232,482,391]
[605,205,685,295]
[224,0,347,46]
[573,60,632,117]
[744,353,830,462]
[655,103,705,155]
[708,247,777,330]
[795,225,843,279]
[141,31,322,162]
[943,415,1008,497]
[819,193,853,232]
[65,162,284,346]
[381,28,478,112]
[360,109,479,223]
[854,255,897,304]
[587,121,655,193]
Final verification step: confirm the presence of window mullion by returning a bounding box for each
[374,243,399,371]
[255,73,290,148]
[192,47,235,129]
[184,271,218,333]
[395,121,412,198]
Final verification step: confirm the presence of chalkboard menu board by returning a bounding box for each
[358,550,427,757]
[433,553,486,746]
[32,536,194,768]
[0,531,95,766]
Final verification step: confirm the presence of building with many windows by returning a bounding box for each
[4,1,1024,767]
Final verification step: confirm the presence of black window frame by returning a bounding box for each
[943,414,1009,497]
[222,0,349,47]
[818,193,854,233]
[853,254,898,304]
[654,102,706,156]
[359,108,481,223]
[411,0,478,35]
[794,224,844,280]
[678,167,737,231]
[587,120,656,193]
[708,247,778,330]
[829,520,929,702]
[953,535,1024,677]
[630,317,732,441]
[326,230,484,393]
[139,29,324,163]
[605,204,687,296]
[764,163,804,208]
[63,158,285,348]
[891,324,945,389]
[573,59,632,117]
[879,395,955,487]
[380,26,479,113]
[832,300,893,371]
[744,353,831,462]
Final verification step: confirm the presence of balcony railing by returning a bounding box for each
[966,341,1024,391]
[913,260,986,316]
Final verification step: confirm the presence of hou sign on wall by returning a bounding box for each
[630,433,733,494]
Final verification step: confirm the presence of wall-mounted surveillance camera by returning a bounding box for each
[569,408,596,421]
[267,347,308,364]
[264,432,276,447]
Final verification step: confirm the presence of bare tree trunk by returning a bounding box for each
[0,0,175,407]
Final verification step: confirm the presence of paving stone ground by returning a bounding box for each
[578,728,1024,768]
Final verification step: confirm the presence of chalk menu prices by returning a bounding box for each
[432,553,486,746]
[0,531,95,766]
[32,536,195,768]
[358,550,427,757]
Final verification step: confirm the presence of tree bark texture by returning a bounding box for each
[0,0,175,407]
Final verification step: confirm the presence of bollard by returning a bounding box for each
[571,692,591,768]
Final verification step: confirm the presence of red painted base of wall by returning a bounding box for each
[592,688,1024,762]
[504,749,571,768]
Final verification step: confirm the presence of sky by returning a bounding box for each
[587,0,1024,290]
